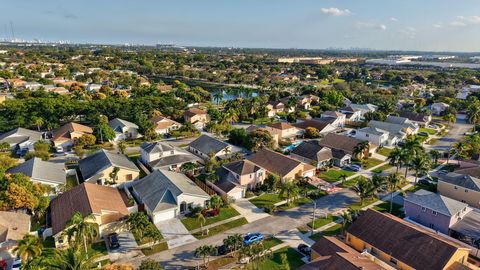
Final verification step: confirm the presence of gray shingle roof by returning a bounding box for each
[189,135,229,155]
[291,141,332,162]
[149,153,201,169]
[440,172,480,192]
[131,170,210,212]
[79,149,139,181]
[368,120,407,137]
[108,118,138,131]
[7,157,66,185]
[0,128,43,145]
[140,141,174,154]
[223,160,261,175]
[405,190,468,217]
[358,126,388,136]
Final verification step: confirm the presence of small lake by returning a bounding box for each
[211,90,259,103]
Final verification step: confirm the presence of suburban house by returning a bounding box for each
[140,141,201,171]
[398,111,432,127]
[79,149,140,185]
[455,166,480,178]
[298,236,383,270]
[129,169,210,223]
[346,209,473,270]
[150,115,182,135]
[293,119,337,135]
[188,134,239,160]
[356,126,398,147]
[7,157,66,187]
[0,211,30,250]
[438,172,480,208]
[248,148,315,181]
[368,120,412,141]
[215,160,265,199]
[0,127,43,153]
[320,111,346,127]
[384,115,420,133]
[50,183,130,247]
[264,122,299,141]
[108,118,140,142]
[319,133,371,159]
[431,102,451,116]
[266,101,286,117]
[338,106,363,122]
[291,141,333,168]
[183,108,210,129]
[51,122,93,150]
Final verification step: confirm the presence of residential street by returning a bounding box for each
[425,118,472,152]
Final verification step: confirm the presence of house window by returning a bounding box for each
[454,186,458,189]
[390,258,398,265]
[421,207,426,212]
[429,223,434,229]
[126,174,133,181]
[432,211,438,216]
[366,134,369,137]
[371,247,379,256]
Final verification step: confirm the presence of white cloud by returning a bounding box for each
[390,17,398,22]
[321,7,351,17]
[432,23,443,28]
[355,22,387,31]
[399,27,416,39]
[450,15,480,27]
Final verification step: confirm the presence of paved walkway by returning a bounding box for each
[231,198,270,222]
[155,218,197,249]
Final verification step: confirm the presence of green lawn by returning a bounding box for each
[307,215,340,229]
[427,138,439,145]
[377,147,393,157]
[193,218,248,240]
[317,169,355,183]
[141,241,169,256]
[181,207,240,231]
[310,224,343,241]
[355,158,384,169]
[66,175,78,190]
[253,247,305,270]
[372,164,394,174]
[419,127,437,135]
[372,201,404,217]
[408,183,437,193]
[278,197,312,210]
[262,237,283,250]
[88,241,108,257]
[348,197,379,211]
[339,176,362,188]
[249,193,283,209]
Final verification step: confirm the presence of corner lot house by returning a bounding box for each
[140,141,201,171]
[266,101,286,117]
[189,134,240,160]
[0,127,43,153]
[0,211,30,250]
[51,122,93,150]
[108,118,140,141]
[50,183,130,247]
[215,160,265,199]
[129,169,210,223]
[7,157,66,187]
[183,108,210,129]
[248,148,315,181]
[438,172,480,208]
[150,115,182,135]
[79,149,140,185]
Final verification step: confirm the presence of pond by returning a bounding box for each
[211,89,258,103]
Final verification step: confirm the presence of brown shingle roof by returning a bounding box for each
[184,108,207,117]
[293,119,330,131]
[266,122,295,130]
[248,148,302,178]
[50,183,129,235]
[347,209,468,270]
[51,122,93,141]
[318,133,362,155]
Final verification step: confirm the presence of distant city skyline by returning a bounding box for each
[3,0,480,52]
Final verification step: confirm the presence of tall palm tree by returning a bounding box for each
[429,150,441,166]
[213,91,223,104]
[467,101,480,124]
[340,210,353,236]
[386,173,405,212]
[209,194,224,209]
[442,113,456,125]
[13,234,42,262]
[279,180,299,205]
[63,212,99,257]
[180,162,197,176]
[33,117,44,132]
[195,245,216,267]
[387,147,403,173]
[47,247,98,270]
[410,155,431,183]
[353,141,370,160]
[196,212,206,236]
[453,141,470,165]
[351,177,375,205]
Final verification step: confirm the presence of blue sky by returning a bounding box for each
[3,0,480,51]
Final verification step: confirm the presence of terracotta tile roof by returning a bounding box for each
[149,116,181,130]
[50,183,129,235]
[51,122,93,142]
[347,209,468,270]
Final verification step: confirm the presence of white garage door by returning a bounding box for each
[153,209,176,223]
[228,188,245,200]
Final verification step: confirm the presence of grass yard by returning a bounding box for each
[141,241,169,256]
[278,197,312,211]
[307,215,340,229]
[132,222,163,245]
[249,193,283,209]
[372,164,394,174]
[253,247,305,270]
[193,218,248,240]
[66,174,78,190]
[348,197,379,211]
[427,138,439,145]
[181,207,240,231]
[310,224,343,241]
[377,147,393,157]
[317,169,355,183]
[262,237,284,250]
[355,158,384,169]
[372,201,404,217]
[339,176,362,188]
[88,241,108,257]
[408,183,437,193]
[206,256,237,270]
[419,127,437,135]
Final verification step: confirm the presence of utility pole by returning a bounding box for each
[311,201,316,235]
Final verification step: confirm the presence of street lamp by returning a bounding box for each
[311,201,316,235]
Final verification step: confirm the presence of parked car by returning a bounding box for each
[345,164,361,172]
[297,244,311,257]
[418,131,429,137]
[437,170,449,175]
[217,244,230,255]
[418,179,431,185]
[12,258,21,270]
[108,233,120,249]
[244,233,264,246]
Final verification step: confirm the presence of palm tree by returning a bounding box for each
[209,194,224,209]
[443,113,456,126]
[33,117,44,132]
[351,177,375,205]
[410,155,431,183]
[353,141,369,160]
[196,212,206,236]
[213,91,223,104]
[118,140,127,154]
[371,174,387,194]
[453,141,470,165]
[180,162,197,176]
[223,234,244,258]
[47,247,98,270]
[13,235,42,262]
[279,180,299,205]
[386,173,404,213]
[340,210,353,235]
[429,150,441,166]
[195,245,216,267]
[63,212,99,257]
[339,173,348,186]
[467,101,480,124]
[387,147,403,173]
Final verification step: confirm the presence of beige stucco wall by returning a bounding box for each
[86,167,139,184]
[438,181,480,209]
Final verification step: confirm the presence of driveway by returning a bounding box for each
[155,218,197,249]
[232,198,270,222]
[426,118,472,152]
[107,232,143,262]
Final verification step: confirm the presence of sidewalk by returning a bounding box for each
[189,215,245,234]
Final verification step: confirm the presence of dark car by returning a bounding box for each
[108,233,120,249]
[217,245,230,255]
[418,131,429,137]
[297,244,311,257]
[244,233,264,246]
[418,179,431,185]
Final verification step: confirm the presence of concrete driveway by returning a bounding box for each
[232,198,270,222]
[107,232,143,262]
[155,218,197,249]
[426,118,472,152]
